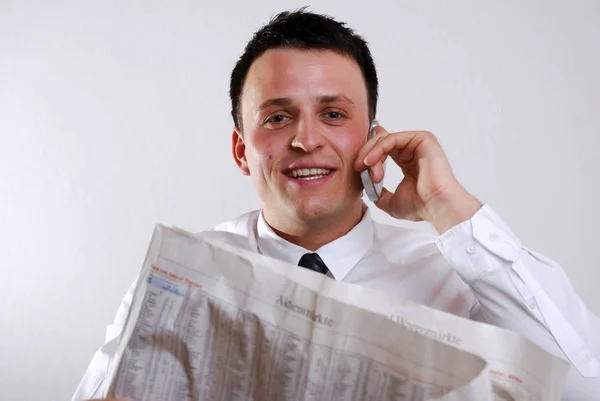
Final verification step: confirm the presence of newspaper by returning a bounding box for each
[103,224,568,400]
[228,239,571,401]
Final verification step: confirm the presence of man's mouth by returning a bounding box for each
[284,168,334,180]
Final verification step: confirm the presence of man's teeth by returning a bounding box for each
[288,168,332,179]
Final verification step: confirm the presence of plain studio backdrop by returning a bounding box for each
[1,0,599,399]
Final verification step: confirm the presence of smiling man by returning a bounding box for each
[74,9,599,401]
[232,48,375,250]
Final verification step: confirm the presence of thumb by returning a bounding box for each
[374,187,395,216]
[374,186,421,221]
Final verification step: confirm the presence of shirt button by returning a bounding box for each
[527,298,537,310]
[466,244,476,254]
[489,233,500,242]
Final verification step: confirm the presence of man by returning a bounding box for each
[74,9,599,400]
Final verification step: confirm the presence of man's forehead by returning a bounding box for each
[248,48,359,77]
[242,48,366,104]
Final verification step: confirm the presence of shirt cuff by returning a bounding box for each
[435,203,521,282]
[436,203,600,377]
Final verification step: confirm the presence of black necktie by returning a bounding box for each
[298,252,330,275]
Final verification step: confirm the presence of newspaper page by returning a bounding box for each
[197,232,570,401]
[104,224,495,401]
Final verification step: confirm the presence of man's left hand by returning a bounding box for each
[354,125,482,233]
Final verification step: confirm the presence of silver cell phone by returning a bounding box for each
[360,119,384,202]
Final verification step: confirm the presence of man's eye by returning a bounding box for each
[325,111,343,119]
[266,114,289,124]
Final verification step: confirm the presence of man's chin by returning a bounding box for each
[288,198,353,225]
[294,207,332,224]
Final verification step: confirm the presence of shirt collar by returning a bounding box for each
[256,208,374,280]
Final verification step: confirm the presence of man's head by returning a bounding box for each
[230,9,378,129]
[230,8,379,234]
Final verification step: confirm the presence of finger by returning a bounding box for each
[374,187,423,221]
[354,125,390,170]
[364,131,418,165]
[363,131,422,167]
[372,124,388,136]
[369,160,385,184]
[373,187,395,215]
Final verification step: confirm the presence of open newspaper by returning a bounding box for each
[103,224,568,400]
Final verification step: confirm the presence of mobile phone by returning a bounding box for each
[360,120,385,202]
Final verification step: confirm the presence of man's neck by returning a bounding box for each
[263,202,367,251]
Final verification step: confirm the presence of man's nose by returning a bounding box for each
[290,118,325,152]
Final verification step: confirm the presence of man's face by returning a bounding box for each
[233,48,370,226]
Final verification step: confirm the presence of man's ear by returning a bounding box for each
[232,128,250,176]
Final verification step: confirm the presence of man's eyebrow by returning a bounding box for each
[316,95,355,105]
[257,95,355,111]
[258,98,293,111]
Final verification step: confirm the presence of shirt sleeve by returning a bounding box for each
[436,204,600,380]
[71,279,137,401]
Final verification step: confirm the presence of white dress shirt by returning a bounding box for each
[72,204,600,400]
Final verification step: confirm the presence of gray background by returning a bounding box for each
[1,1,598,399]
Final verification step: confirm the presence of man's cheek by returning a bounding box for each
[346,142,365,164]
